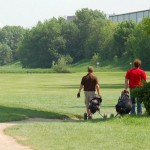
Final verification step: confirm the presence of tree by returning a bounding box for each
[19,18,66,68]
[58,18,80,62]
[0,43,12,65]
[126,18,150,70]
[142,18,150,35]
[113,21,136,58]
[0,26,25,61]
[84,19,115,60]
[18,8,116,68]
[74,8,106,60]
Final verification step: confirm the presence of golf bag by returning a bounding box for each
[89,96,102,114]
[115,90,132,115]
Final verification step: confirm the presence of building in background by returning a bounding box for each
[66,16,76,21]
[109,9,150,23]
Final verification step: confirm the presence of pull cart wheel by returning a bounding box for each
[84,113,87,120]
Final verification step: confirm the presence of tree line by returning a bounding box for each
[0,8,150,70]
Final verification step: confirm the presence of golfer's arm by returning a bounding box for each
[78,84,83,93]
[96,84,100,96]
[125,78,129,90]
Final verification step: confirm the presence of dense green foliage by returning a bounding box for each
[0,9,150,70]
[0,43,12,65]
[126,18,150,70]
[0,26,25,62]
[131,82,150,115]
[113,21,136,58]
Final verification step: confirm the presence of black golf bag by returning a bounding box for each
[89,96,102,114]
[115,90,132,115]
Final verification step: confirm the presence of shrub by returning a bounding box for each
[52,55,71,73]
[131,82,150,115]
[113,55,118,63]
[90,53,100,66]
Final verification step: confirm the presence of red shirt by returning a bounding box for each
[125,67,147,88]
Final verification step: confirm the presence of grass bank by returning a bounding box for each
[0,58,136,73]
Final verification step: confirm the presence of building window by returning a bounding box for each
[129,13,136,23]
[118,15,124,22]
[124,14,129,21]
[137,12,144,23]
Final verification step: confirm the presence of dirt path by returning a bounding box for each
[0,118,63,150]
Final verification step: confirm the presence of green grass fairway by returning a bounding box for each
[1,72,150,150]
[6,116,150,150]
[0,72,126,121]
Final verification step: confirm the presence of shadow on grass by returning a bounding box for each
[70,112,141,123]
[39,84,124,89]
[100,84,124,89]
[39,85,79,89]
[101,105,115,108]
[64,117,115,123]
[69,106,85,108]
[0,105,69,122]
[70,105,115,109]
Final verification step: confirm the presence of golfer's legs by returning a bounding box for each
[84,91,96,115]
[130,88,136,115]
[137,102,142,115]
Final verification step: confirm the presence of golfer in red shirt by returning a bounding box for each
[125,59,147,115]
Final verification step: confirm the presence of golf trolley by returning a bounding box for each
[83,90,132,120]
[84,96,108,120]
[114,90,132,117]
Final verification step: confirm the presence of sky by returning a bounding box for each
[0,0,150,28]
